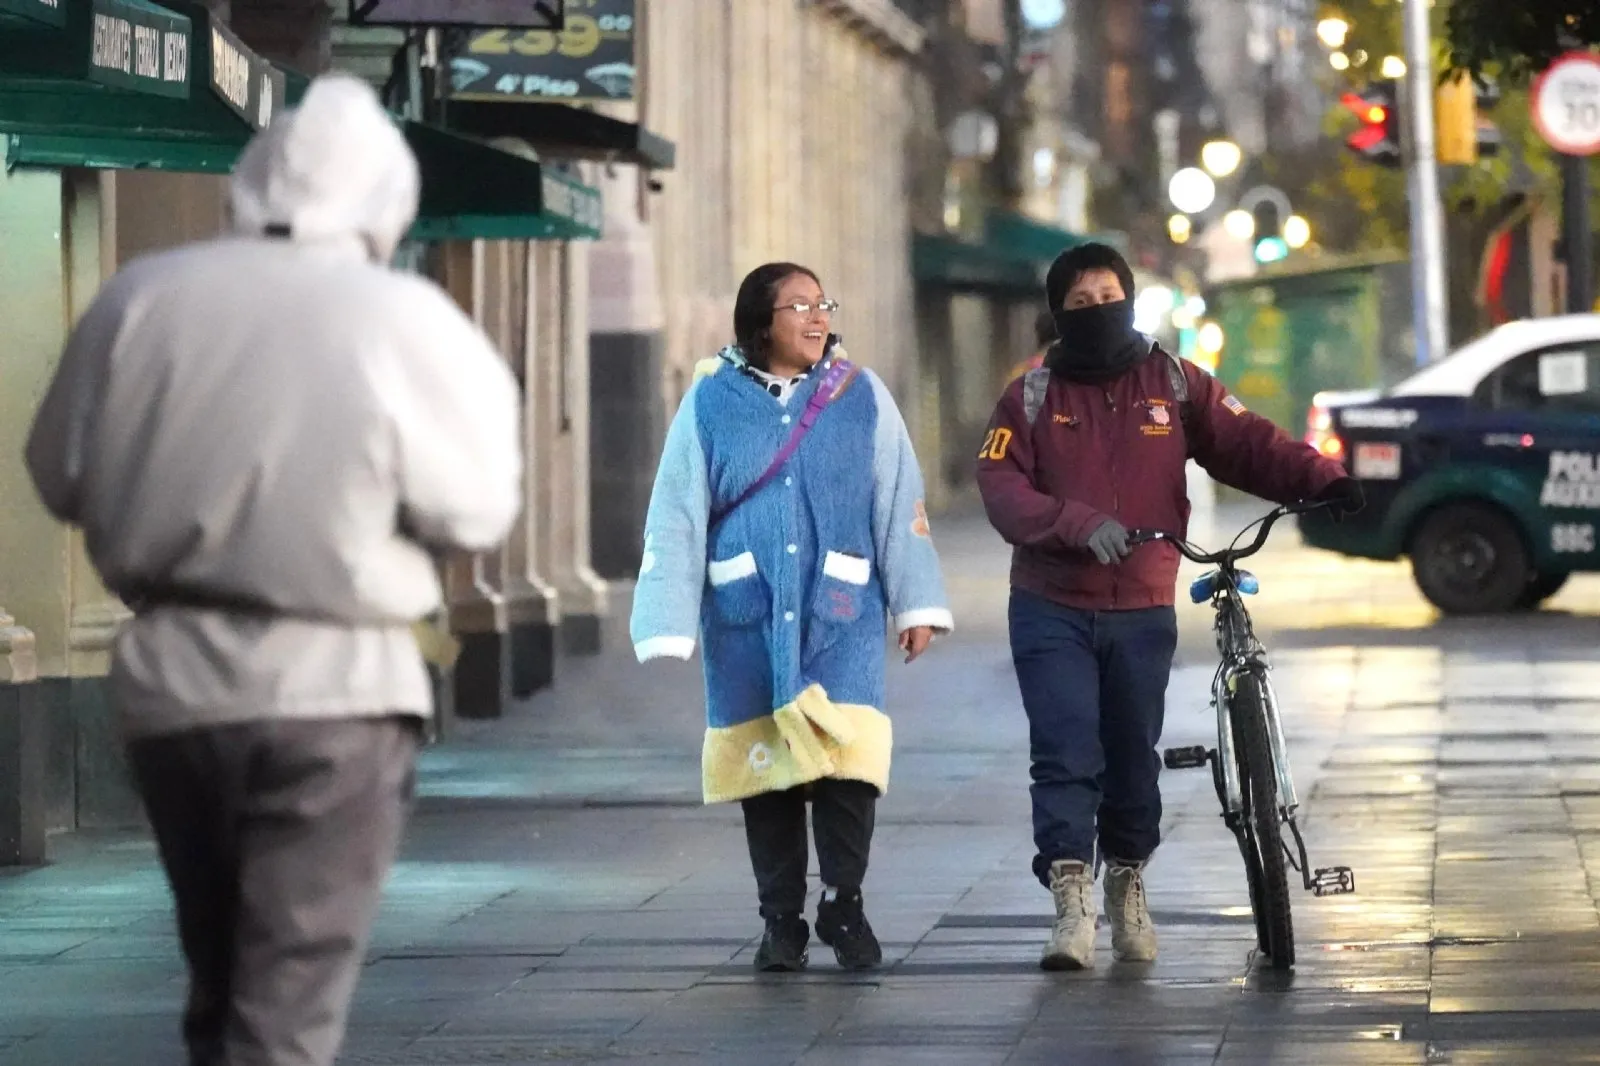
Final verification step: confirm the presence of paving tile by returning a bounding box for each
[7,509,1600,1060]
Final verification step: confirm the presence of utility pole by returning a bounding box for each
[1562,153,1592,312]
[1402,0,1450,364]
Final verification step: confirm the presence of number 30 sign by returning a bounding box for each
[1533,51,1600,156]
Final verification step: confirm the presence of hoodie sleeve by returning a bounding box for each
[25,283,125,524]
[866,371,952,634]
[629,379,711,662]
[1183,362,1345,503]
[386,285,523,553]
[975,378,1114,549]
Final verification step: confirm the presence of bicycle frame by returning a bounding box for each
[1207,576,1299,819]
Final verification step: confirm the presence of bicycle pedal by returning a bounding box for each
[1311,866,1355,896]
[1162,745,1211,770]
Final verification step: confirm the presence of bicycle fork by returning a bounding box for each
[1163,663,1355,898]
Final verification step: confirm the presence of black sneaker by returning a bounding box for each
[753,914,809,972]
[815,890,883,970]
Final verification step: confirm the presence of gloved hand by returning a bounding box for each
[1086,518,1132,565]
[1317,477,1366,521]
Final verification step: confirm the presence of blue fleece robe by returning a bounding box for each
[630,345,953,803]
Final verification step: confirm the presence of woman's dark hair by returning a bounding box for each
[1033,309,1058,348]
[1045,242,1135,311]
[733,261,820,370]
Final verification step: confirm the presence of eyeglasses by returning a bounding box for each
[773,299,840,315]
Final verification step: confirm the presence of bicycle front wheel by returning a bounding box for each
[1231,671,1295,969]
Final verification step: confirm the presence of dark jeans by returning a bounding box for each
[741,779,877,918]
[127,716,419,1066]
[1009,589,1177,886]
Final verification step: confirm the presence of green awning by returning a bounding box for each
[0,0,65,29]
[85,0,190,98]
[0,0,297,174]
[912,211,1097,294]
[0,3,600,240]
[0,0,192,97]
[405,121,602,242]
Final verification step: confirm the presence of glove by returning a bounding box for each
[1317,477,1366,521]
[1085,518,1131,565]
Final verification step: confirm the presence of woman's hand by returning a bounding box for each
[899,625,935,664]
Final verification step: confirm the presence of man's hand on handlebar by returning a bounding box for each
[1315,477,1366,522]
[1086,518,1132,565]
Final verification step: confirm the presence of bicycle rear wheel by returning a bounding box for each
[1231,672,1295,969]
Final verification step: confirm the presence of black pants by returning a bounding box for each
[741,778,877,918]
[127,716,419,1066]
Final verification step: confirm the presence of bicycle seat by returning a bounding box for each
[1189,569,1260,604]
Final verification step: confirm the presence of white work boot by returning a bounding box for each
[1103,860,1158,962]
[1041,860,1097,971]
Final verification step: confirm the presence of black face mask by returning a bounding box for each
[1048,298,1147,381]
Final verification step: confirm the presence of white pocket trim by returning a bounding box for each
[822,551,871,586]
[708,551,758,587]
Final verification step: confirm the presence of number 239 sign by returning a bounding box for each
[1533,51,1600,156]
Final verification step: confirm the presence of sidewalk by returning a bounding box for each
[6,505,1600,1063]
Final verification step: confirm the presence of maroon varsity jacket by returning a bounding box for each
[975,347,1346,611]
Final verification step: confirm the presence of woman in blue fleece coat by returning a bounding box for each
[631,262,952,973]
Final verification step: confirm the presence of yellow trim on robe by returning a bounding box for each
[701,683,893,804]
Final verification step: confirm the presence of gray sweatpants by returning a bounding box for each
[127,716,420,1066]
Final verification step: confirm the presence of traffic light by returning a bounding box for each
[1437,70,1476,164]
[1342,80,1400,168]
[1474,75,1502,159]
[1437,70,1502,165]
[1250,200,1287,263]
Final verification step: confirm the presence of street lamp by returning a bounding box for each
[1223,208,1256,241]
[1380,55,1407,78]
[1168,167,1216,214]
[1330,52,1351,71]
[1200,139,1243,178]
[1167,214,1193,244]
[1283,215,1312,250]
[1316,17,1350,50]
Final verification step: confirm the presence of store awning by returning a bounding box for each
[0,0,298,173]
[443,99,674,170]
[0,0,66,29]
[0,2,602,241]
[405,120,602,242]
[912,211,1097,295]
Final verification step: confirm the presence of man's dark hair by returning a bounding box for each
[733,261,820,370]
[1033,309,1058,348]
[1044,242,1135,311]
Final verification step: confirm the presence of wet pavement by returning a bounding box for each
[6,498,1600,1064]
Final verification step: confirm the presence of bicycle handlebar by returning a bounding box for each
[1126,499,1333,567]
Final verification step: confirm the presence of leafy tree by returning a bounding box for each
[1445,1,1600,80]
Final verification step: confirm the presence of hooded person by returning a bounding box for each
[975,242,1363,971]
[25,74,521,1066]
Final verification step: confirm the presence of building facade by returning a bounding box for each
[589,0,930,579]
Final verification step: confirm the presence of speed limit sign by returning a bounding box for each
[1533,51,1600,155]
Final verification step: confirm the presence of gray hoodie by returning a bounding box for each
[25,75,522,736]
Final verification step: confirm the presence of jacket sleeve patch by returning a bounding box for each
[1222,395,1248,415]
[978,427,1014,460]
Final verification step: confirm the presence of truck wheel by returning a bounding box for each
[1410,503,1530,614]
[1515,571,1571,609]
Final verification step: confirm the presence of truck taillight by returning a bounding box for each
[1304,404,1345,460]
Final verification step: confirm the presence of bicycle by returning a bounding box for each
[1127,500,1355,971]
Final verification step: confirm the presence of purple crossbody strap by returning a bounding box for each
[709,358,860,531]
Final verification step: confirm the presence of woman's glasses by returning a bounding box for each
[773,299,840,315]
